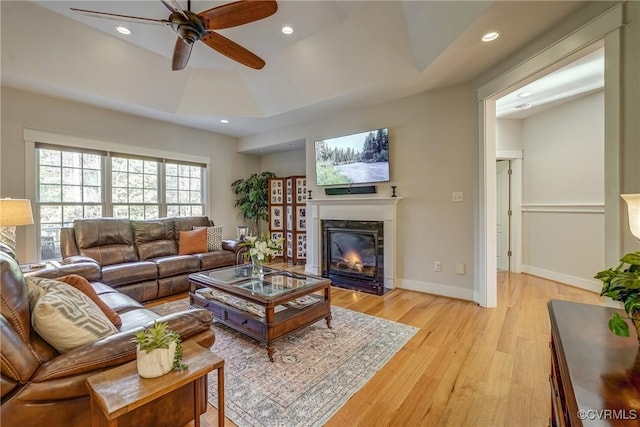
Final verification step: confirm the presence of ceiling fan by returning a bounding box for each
[70,0,277,70]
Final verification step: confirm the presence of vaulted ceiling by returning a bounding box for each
[1,1,590,138]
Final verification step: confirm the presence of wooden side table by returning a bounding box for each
[86,341,225,427]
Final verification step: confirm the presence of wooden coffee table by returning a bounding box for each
[189,266,332,361]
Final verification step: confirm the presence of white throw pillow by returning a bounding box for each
[31,282,118,353]
[193,225,223,251]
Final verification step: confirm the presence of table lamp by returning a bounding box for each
[0,198,34,252]
[621,194,640,240]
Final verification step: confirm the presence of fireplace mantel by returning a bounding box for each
[305,197,402,289]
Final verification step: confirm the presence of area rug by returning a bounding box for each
[152,299,418,427]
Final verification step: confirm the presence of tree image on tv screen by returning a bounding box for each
[315,128,389,186]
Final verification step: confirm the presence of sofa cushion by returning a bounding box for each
[101,261,158,287]
[193,225,223,251]
[31,282,118,353]
[132,219,177,260]
[57,275,122,326]
[178,229,207,255]
[154,255,201,278]
[74,218,137,266]
[194,250,238,271]
[173,216,212,237]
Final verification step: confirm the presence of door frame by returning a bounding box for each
[473,4,622,308]
[496,154,523,274]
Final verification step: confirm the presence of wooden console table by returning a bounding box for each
[548,300,640,426]
[86,341,224,427]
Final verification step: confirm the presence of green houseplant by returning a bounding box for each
[231,171,275,234]
[132,321,187,378]
[595,251,640,339]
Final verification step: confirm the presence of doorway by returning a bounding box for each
[474,5,622,308]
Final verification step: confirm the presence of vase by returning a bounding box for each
[251,254,264,281]
[136,341,176,378]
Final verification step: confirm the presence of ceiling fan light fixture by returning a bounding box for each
[220,119,230,124]
[116,26,131,35]
[281,26,293,35]
[481,31,500,42]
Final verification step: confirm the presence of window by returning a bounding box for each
[112,157,160,219]
[36,145,206,260]
[166,163,204,217]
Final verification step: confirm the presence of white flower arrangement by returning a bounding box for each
[241,234,283,263]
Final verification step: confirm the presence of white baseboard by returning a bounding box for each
[398,278,474,301]
[521,265,602,293]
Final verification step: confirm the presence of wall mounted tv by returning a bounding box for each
[314,128,389,186]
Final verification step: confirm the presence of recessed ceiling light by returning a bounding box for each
[481,31,500,42]
[116,26,131,35]
[515,103,532,110]
[220,119,229,124]
[281,26,293,35]
[517,92,532,98]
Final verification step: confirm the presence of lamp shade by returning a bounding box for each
[621,194,640,240]
[0,199,34,226]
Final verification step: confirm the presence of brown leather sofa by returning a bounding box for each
[0,243,216,427]
[60,216,246,303]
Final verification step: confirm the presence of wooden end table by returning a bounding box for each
[86,341,224,427]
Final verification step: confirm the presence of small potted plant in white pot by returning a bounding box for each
[132,321,187,378]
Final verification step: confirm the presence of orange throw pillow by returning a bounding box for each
[57,274,122,327]
[179,228,208,255]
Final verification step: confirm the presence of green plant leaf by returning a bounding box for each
[620,252,640,266]
[609,312,630,337]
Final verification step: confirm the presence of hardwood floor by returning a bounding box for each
[185,264,605,427]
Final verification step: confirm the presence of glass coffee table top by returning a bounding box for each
[191,265,326,298]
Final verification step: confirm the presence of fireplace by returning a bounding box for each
[321,220,384,295]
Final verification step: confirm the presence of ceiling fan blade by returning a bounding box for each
[172,37,193,71]
[70,8,170,25]
[201,32,265,69]
[160,0,189,20]
[198,0,278,30]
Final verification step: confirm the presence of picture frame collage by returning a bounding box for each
[268,176,306,263]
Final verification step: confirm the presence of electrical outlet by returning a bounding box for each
[434,261,442,272]
[452,192,464,202]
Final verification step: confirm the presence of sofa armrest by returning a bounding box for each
[31,309,213,382]
[26,260,101,282]
[222,239,248,264]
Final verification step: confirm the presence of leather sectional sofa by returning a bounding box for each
[0,243,216,427]
[59,216,246,303]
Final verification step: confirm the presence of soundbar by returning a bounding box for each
[325,185,377,196]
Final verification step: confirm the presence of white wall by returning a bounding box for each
[241,83,478,300]
[496,119,523,151]
[260,149,306,177]
[1,86,260,260]
[521,91,605,290]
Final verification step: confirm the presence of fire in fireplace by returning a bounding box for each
[321,220,384,295]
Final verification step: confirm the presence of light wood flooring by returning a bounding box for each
[183,263,605,427]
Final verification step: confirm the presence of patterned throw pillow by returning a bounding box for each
[193,225,223,251]
[31,281,118,353]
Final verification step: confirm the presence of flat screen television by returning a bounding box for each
[314,128,389,186]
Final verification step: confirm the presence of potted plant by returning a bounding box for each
[231,171,276,235]
[595,251,640,339]
[132,321,187,378]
